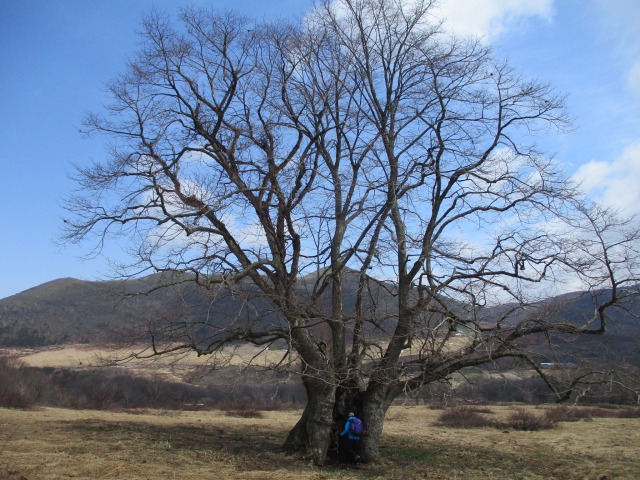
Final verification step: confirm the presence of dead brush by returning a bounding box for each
[386,409,409,421]
[615,407,640,418]
[434,405,497,428]
[542,406,595,423]
[542,405,640,422]
[505,408,556,431]
[435,406,558,431]
[224,409,265,418]
[219,399,266,418]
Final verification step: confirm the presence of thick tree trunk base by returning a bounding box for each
[282,376,336,466]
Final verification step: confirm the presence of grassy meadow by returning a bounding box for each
[2,345,640,479]
[1,404,639,479]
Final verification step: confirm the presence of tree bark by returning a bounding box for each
[360,387,391,462]
[283,374,336,465]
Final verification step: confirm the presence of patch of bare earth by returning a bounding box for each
[1,405,639,479]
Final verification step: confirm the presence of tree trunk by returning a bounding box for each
[360,383,392,462]
[283,400,311,452]
[334,383,363,417]
[283,374,336,466]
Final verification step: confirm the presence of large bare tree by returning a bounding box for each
[63,0,640,464]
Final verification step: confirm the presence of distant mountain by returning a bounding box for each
[1,273,639,373]
[0,277,120,345]
[0,274,221,346]
[0,271,398,347]
[538,291,640,365]
[482,290,640,369]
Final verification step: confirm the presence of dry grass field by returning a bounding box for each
[1,404,639,480]
[3,345,640,479]
[9,344,293,384]
[14,344,289,369]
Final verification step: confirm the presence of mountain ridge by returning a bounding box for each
[1,274,639,363]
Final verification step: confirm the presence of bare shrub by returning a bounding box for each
[542,405,640,422]
[543,406,595,423]
[434,406,496,428]
[0,356,39,409]
[224,409,265,419]
[386,410,409,421]
[471,406,496,415]
[217,398,270,417]
[0,357,306,412]
[219,398,266,418]
[426,373,640,406]
[0,386,35,409]
[506,408,556,431]
[615,408,640,418]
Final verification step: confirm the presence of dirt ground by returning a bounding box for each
[1,405,639,480]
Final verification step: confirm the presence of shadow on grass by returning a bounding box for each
[61,417,393,477]
[62,419,289,472]
[382,436,619,480]
[59,418,625,479]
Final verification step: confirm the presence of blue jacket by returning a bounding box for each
[340,416,361,439]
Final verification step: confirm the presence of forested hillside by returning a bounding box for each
[1,274,639,374]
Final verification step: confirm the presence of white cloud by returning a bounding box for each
[433,0,553,40]
[573,141,640,215]
[316,0,553,41]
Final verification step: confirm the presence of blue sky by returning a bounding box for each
[1,0,639,299]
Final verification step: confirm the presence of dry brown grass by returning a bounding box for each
[12,344,290,367]
[3,346,640,478]
[7,344,294,384]
[1,404,639,479]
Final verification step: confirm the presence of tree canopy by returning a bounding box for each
[64,0,640,464]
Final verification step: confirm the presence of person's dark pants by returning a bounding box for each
[341,436,361,463]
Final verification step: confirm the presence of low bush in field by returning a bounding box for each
[412,367,640,405]
[615,407,640,418]
[543,406,597,423]
[0,354,305,412]
[435,406,556,431]
[435,404,640,432]
[434,406,497,428]
[223,409,265,418]
[0,356,45,409]
[543,405,640,421]
[506,408,555,431]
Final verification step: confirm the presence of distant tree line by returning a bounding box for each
[1,355,636,411]
[0,356,305,410]
[0,325,50,347]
